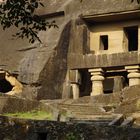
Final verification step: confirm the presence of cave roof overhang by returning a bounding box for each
[81,9,140,24]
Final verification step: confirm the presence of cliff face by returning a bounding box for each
[0,0,139,100]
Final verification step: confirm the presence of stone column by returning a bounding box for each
[71,83,80,99]
[69,70,81,99]
[88,68,104,96]
[125,65,140,86]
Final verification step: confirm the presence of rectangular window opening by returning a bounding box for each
[100,35,108,50]
[124,26,138,51]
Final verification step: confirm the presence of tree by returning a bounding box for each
[0,0,57,43]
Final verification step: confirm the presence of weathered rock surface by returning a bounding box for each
[0,96,49,114]
[0,0,140,100]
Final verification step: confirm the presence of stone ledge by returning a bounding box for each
[68,51,140,69]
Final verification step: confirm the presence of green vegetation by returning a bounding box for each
[66,133,79,140]
[4,110,52,120]
[66,132,84,140]
[0,0,57,43]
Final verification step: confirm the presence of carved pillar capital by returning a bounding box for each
[125,65,140,86]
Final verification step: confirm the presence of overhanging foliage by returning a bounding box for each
[0,0,57,43]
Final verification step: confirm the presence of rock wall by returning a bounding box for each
[1,0,140,100]
[0,96,41,113]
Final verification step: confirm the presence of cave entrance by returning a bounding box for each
[0,79,13,93]
[0,73,13,93]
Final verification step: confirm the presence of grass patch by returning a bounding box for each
[4,110,53,120]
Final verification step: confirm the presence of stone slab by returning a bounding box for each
[68,51,140,69]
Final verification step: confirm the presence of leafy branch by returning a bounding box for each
[0,0,57,43]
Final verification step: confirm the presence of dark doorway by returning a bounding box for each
[100,35,108,50]
[124,26,138,51]
[79,69,92,97]
[103,78,114,94]
[37,133,47,140]
[0,79,13,93]
[104,71,128,94]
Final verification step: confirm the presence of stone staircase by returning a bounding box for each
[55,102,134,126]
[55,103,119,124]
[108,115,135,127]
[41,98,136,126]
[58,103,104,114]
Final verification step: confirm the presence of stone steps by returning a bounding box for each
[70,114,135,126]
[68,114,122,126]
[108,114,135,126]
[70,114,116,120]
[58,103,105,115]
[57,103,117,122]
[55,102,136,126]
[42,99,136,126]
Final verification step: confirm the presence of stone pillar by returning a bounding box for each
[69,70,81,99]
[88,68,104,96]
[113,76,125,92]
[125,65,140,86]
[71,83,80,99]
